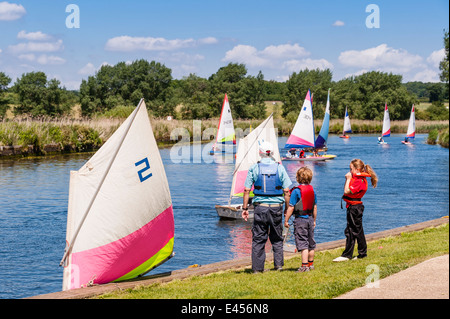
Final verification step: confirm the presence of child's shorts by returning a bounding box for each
[293,216,316,251]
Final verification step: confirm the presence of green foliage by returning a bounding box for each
[12,71,74,117]
[331,71,417,121]
[79,59,175,117]
[427,129,439,144]
[282,68,332,120]
[438,128,449,148]
[0,72,12,118]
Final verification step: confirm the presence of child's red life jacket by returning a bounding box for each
[342,172,371,207]
[290,184,315,216]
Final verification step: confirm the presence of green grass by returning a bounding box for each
[97,223,449,299]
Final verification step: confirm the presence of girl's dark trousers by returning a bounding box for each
[341,204,367,259]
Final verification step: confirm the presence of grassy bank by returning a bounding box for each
[1,115,449,152]
[97,223,448,299]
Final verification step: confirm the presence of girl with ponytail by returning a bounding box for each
[333,159,378,262]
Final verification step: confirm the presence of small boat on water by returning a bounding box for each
[282,89,336,161]
[378,102,390,145]
[215,113,280,220]
[339,106,352,138]
[402,104,415,145]
[210,93,236,155]
[61,99,175,290]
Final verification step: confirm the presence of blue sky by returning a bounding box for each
[0,0,448,90]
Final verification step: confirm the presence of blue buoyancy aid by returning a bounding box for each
[253,162,284,196]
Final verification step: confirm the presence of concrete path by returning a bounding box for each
[336,254,449,299]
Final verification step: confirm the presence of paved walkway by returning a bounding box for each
[336,254,449,299]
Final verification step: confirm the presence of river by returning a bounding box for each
[0,134,448,298]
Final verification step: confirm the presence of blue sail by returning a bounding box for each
[315,89,330,149]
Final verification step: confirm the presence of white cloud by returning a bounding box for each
[36,54,65,65]
[339,44,424,73]
[332,20,345,27]
[283,58,334,72]
[426,48,445,68]
[222,43,332,74]
[223,44,269,67]
[105,35,217,51]
[0,1,26,21]
[18,53,65,65]
[411,68,440,82]
[17,30,52,41]
[8,39,64,53]
[78,62,96,75]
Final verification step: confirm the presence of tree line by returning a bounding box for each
[1,62,448,121]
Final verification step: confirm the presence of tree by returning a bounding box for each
[439,29,449,84]
[282,69,333,120]
[0,72,11,117]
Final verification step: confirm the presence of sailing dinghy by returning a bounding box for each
[378,102,390,144]
[61,99,175,290]
[402,104,415,145]
[210,93,236,154]
[340,106,352,138]
[283,89,336,161]
[215,113,280,220]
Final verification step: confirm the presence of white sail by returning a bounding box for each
[62,99,174,290]
[406,104,415,139]
[381,102,391,137]
[285,90,315,149]
[213,93,236,151]
[229,114,280,201]
[343,106,352,134]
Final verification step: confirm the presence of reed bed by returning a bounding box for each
[1,115,448,152]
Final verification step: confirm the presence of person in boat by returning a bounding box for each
[299,149,305,158]
[285,148,298,158]
[242,141,292,273]
[333,159,378,262]
[377,136,384,143]
[284,167,317,272]
[404,137,409,143]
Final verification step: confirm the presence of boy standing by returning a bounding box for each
[284,167,317,272]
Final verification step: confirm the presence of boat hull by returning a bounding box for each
[215,204,254,220]
[282,154,337,161]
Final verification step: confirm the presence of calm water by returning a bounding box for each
[0,134,448,299]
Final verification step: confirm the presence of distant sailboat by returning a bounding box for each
[402,104,415,145]
[215,113,280,219]
[61,99,175,290]
[283,89,336,161]
[340,106,352,138]
[378,102,390,144]
[210,93,236,154]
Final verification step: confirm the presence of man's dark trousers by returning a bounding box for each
[251,204,284,272]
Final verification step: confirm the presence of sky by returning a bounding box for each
[0,0,448,90]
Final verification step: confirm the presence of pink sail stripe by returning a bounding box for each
[69,205,174,289]
[286,135,314,147]
[382,129,391,136]
[406,133,415,138]
[234,170,250,195]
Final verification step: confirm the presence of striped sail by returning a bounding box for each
[406,104,415,139]
[230,114,280,200]
[343,106,352,134]
[62,99,174,290]
[285,90,315,149]
[382,102,391,137]
[315,89,331,149]
[214,94,236,150]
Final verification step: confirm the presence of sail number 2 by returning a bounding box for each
[135,157,152,182]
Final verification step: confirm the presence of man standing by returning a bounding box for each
[242,141,292,273]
